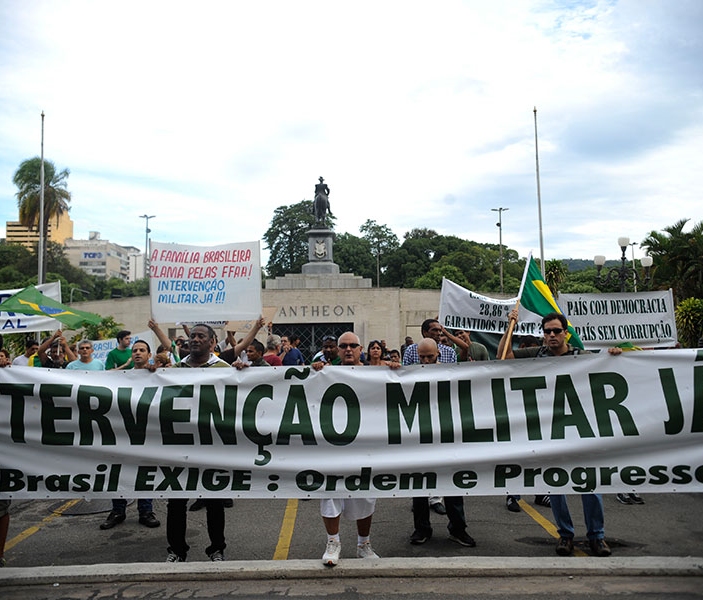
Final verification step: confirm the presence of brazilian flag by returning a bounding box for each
[519,255,584,350]
[0,285,102,330]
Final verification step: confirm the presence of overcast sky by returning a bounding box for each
[1,0,701,269]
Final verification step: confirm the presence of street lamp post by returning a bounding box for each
[594,237,653,292]
[491,207,509,294]
[139,215,155,279]
[69,287,90,303]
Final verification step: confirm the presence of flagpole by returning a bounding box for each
[533,107,545,279]
[38,111,46,286]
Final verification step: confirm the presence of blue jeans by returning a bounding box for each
[112,499,153,515]
[550,494,604,540]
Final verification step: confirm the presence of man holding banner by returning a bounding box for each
[498,307,621,557]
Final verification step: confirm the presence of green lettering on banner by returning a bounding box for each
[135,466,157,491]
[589,372,638,436]
[621,465,647,485]
[491,379,510,442]
[77,386,115,445]
[117,386,157,445]
[399,472,436,490]
[694,365,703,433]
[320,383,360,446]
[0,383,33,443]
[40,384,74,445]
[659,367,684,435]
[437,380,454,443]
[386,382,432,444]
[510,376,547,440]
[277,385,316,445]
[551,374,595,440]
[198,385,237,445]
[243,384,273,447]
[159,385,195,445]
[458,380,493,442]
[453,469,478,489]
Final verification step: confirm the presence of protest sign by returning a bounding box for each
[2,350,702,499]
[0,282,62,333]
[149,241,262,323]
[560,291,677,349]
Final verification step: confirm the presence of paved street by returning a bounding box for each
[1,493,702,598]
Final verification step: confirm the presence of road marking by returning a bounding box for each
[518,499,588,557]
[6,499,81,551]
[273,499,299,560]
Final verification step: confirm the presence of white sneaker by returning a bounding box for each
[356,541,379,559]
[322,539,341,566]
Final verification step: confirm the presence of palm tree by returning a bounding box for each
[642,219,703,300]
[545,259,568,297]
[13,156,72,235]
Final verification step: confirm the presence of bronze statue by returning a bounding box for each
[313,176,332,225]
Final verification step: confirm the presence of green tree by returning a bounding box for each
[262,200,335,277]
[675,297,703,348]
[642,219,703,300]
[545,259,568,297]
[334,233,375,279]
[413,264,470,289]
[359,220,399,287]
[13,157,71,236]
[72,315,123,343]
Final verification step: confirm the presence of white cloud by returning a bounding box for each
[1,0,701,271]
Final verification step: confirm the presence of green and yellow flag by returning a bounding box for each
[0,285,102,330]
[518,255,584,350]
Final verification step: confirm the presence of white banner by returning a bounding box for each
[0,282,62,333]
[560,291,677,349]
[439,278,543,335]
[149,241,262,324]
[2,350,702,499]
[89,330,155,364]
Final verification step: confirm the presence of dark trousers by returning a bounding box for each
[111,498,153,515]
[412,496,467,536]
[166,499,226,559]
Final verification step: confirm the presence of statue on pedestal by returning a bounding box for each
[313,176,333,225]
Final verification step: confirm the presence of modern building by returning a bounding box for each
[5,212,74,250]
[64,232,141,282]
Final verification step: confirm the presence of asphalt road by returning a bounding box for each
[1,493,702,598]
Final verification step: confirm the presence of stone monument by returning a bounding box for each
[265,177,372,289]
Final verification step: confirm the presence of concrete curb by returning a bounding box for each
[2,557,703,586]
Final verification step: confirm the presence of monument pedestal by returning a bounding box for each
[265,227,372,290]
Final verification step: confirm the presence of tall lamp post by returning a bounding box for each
[491,207,509,294]
[594,237,653,292]
[139,214,155,279]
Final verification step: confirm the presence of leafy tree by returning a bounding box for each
[334,233,375,279]
[413,264,470,289]
[675,297,703,348]
[263,200,335,277]
[13,156,72,240]
[72,315,123,343]
[359,220,399,287]
[545,259,568,296]
[642,219,703,300]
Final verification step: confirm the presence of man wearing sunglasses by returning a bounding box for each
[498,308,621,558]
[312,331,399,566]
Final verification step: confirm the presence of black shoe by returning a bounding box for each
[100,511,126,530]
[448,530,476,547]
[589,538,612,557]
[410,529,431,545]
[506,496,521,513]
[616,493,633,505]
[534,495,551,507]
[556,536,574,556]
[628,493,645,505]
[189,499,206,511]
[223,499,233,508]
[430,502,446,515]
[138,512,161,528]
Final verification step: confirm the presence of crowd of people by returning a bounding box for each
[0,312,632,567]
